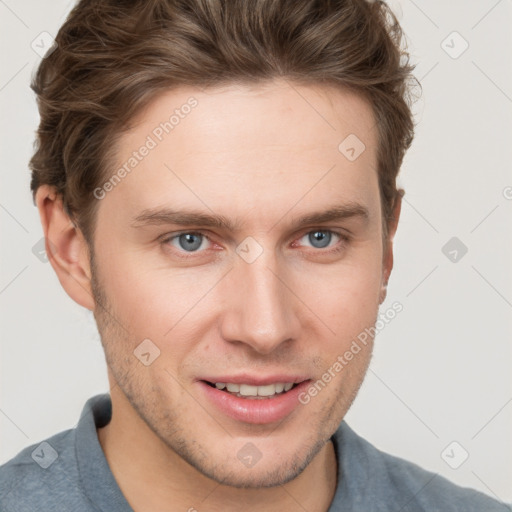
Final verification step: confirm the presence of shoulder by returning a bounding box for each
[0,427,89,510]
[332,422,511,512]
[378,447,509,511]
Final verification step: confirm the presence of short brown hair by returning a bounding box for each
[30,0,418,244]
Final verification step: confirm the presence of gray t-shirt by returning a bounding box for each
[0,393,509,511]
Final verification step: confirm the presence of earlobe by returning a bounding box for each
[35,185,95,310]
[379,191,403,304]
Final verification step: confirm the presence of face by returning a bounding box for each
[90,79,386,487]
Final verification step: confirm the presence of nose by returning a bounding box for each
[219,249,301,355]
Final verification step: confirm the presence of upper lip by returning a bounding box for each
[199,375,311,386]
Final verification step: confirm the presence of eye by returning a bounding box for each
[165,232,211,253]
[296,229,348,251]
[160,228,349,259]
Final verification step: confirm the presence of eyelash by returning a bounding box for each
[160,229,351,260]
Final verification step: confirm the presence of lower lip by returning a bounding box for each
[197,380,311,424]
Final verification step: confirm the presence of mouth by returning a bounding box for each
[198,378,311,424]
[202,381,300,399]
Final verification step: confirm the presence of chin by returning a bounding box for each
[179,436,326,489]
[203,460,306,489]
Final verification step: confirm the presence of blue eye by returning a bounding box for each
[161,229,348,259]
[170,232,208,252]
[306,230,334,249]
[300,230,342,250]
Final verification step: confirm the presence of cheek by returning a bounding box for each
[107,273,183,337]
[294,249,383,336]
[98,252,221,349]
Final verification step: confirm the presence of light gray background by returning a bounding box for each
[1,0,511,503]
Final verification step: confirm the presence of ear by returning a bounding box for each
[35,185,95,310]
[379,191,403,305]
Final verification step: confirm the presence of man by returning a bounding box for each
[0,0,509,510]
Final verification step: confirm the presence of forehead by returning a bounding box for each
[102,79,380,229]
[127,79,377,156]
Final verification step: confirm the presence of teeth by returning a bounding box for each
[256,384,277,397]
[213,382,296,397]
[240,384,258,396]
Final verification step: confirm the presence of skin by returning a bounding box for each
[36,79,401,512]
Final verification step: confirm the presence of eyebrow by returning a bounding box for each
[131,202,370,232]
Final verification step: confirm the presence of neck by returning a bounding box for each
[97,389,338,512]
